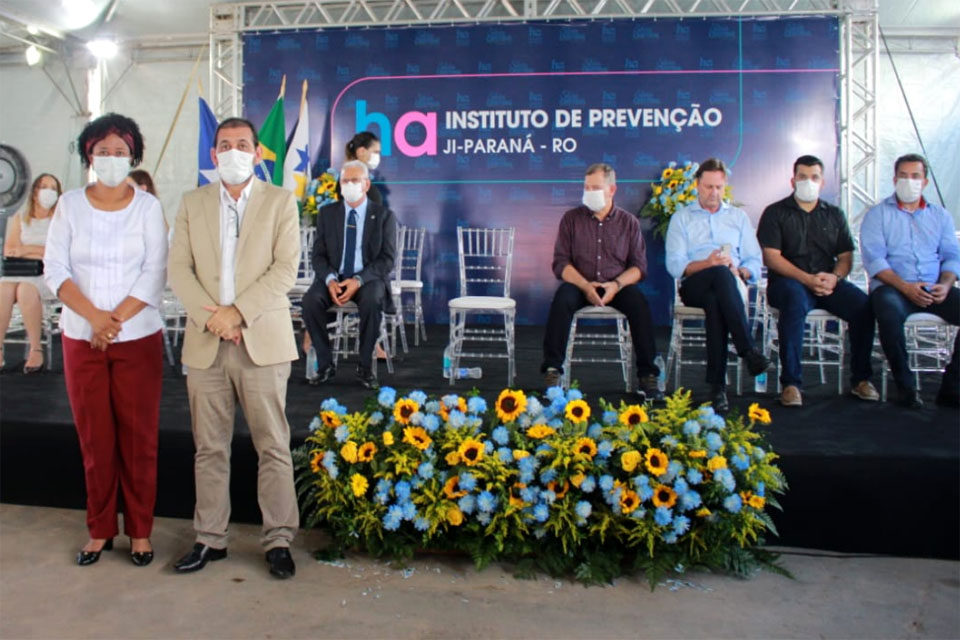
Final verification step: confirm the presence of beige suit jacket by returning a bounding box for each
[168,179,300,369]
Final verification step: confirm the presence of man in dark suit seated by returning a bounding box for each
[302,160,397,389]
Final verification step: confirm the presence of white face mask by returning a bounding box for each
[582,189,606,212]
[895,177,924,204]
[216,149,255,185]
[794,179,820,203]
[92,156,131,188]
[365,152,381,170]
[341,181,365,204]
[37,188,59,210]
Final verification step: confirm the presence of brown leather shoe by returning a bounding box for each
[850,380,880,402]
[780,385,802,407]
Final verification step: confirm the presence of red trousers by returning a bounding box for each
[63,331,163,538]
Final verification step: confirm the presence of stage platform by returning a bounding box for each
[2,325,957,560]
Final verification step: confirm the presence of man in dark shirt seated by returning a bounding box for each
[757,154,879,407]
[541,162,661,401]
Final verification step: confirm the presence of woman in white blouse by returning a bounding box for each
[1,173,61,373]
[44,113,167,568]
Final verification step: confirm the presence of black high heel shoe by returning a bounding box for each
[130,540,154,567]
[76,538,113,566]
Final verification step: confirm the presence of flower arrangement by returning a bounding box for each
[300,168,339,226]
[294,387,788,587]
[640,161,737,238]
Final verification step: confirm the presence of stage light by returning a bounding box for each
[25,45,42,66]
[86,39,118,59]
[26,25,39,35]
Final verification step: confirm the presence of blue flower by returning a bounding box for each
[587,423,603,439]
[631,508,647,520]
[731,454,750,470]
[535,443,552,455]
[417,461,434,480]
[520,486,537,502]
[519,470,534,484]
[637,483,654,502]
[518,414,533,428]
[682,420,701,436]
[753,447,766,461]
[580,476,596,493]
[409,411,424,426]
[368,411,384,426]
[673,515,691,534]
[541,489,556,504]
[467,397,487,414]
[602,410,617,425]
[518,456,539,473]
[525,397,543,417]
[566,388,583,401]
[698,406,715,419]
[679,490,702,511]
[458,494,476,514]
[539,468,557,484]
[654,506,673,526]
[491,426,510,445]
[661,435,679,448]
[409,390,427,405]
[441,394,459,408]
[447,410,466,428]
[709,414,726,430]
[383,505,403,531]
[377,387,397,408]
[322,451,338,479]
[606,486,622,508]
[674,478,689,496]
[308,416,321,432]
[411,477,424,489]
[320,398,339,412]
[756,481,766,497]
[663,532,679,544]
[714,468,736,492]
[597,440,614,459]
[401,501,417,521]
[548,417,563,429]
[414,516,430,531]
[634,474,651,488]
[458,472,477,492]
[545,386,565,402]
[375,478,392,494]
[723,494,743,513]
[422,414,440,433]
[477,491,497,512]
[497,447,513,463]
[599,475,614,492]
[424,400,440,414]
[394,480,411,501]
[686,469,703,485]
[476,511,492,525]
[533,502,550,522]
[484,440,494,454]
[663,460,684,482]
[334,425,349,443]
[705,432,723,451]
[570,501,590,520]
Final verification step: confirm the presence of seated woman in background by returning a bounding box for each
[0,173,62,373]
[127,168,157,195]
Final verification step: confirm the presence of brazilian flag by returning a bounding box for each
[256,80,286,185]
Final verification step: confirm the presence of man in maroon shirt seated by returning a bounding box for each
[541,163,662,401]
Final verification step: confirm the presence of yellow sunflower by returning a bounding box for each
[382,431,394,446]
[564,399,591,423]
[661,168,674,180]
[513,449,530,460]
[309,451,322,474]
[357,441,377,463]
[445,450,461,466]
[748,403,772,424]
[509,483,527,508]
[526,424,556,439]
[696,507,712,517]
[707,455,727,471]
[547,480,570,500]
[619,405,648,427]
[446,505,464,526]
[402,426,432,450]
[393,398,420,425]
[443,476,468,499]
[644,448,669,476]
[573,437,598,459]
[621,450,642,473]
[439,397,467,422]
[320,410,341,429]
[652,484,677,509]
[570,472,586,487]
[495,389,527,423]
[620,489,641,514]
[340,441,359,464]
[350,473,368,497]
[748,495,766,509]
[688,449,707,458]
[457,439,484,466]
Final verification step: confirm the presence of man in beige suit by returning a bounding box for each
[168,117,300,579]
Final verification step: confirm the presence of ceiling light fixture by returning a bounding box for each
[86,39,118,59]
[25,45,42,66]
[26,25,40,35]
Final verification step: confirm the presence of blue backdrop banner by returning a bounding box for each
[242,17,840,326]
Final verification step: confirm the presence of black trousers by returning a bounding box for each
[301,279,386,370]
[541,282,659,378]
[679,266,755,385]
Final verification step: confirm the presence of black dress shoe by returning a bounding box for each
[265,547,296,579]
[637,374,664,404]
[743,349,772,377]
[898,388,924,409]
[710,384,729,413]
[309,364,337,386]
[131,551,154,567]
[356,365,379,390]
[76,538,113,566]
[173,543,227,573]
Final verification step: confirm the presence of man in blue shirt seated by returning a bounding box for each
[665,157,771,412]
[757,155,879,407]
[860,153,960,408]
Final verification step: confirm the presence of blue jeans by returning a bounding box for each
[871,285,960,392]
[766,277,875,389]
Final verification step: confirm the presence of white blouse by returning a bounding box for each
[44,186,168,342]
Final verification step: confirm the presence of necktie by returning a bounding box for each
[342,209,358,278]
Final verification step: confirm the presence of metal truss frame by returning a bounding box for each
[209,0,878,223]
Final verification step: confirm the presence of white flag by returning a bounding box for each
[283,79,310,199]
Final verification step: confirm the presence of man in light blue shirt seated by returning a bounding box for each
[860,153,960,409]
[665,157,772,412]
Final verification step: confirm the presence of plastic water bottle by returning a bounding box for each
[442,345,453,379]
[305,345,319,380]
[754,369,768,393]
[654,353,667,392]
[456,367,483,379]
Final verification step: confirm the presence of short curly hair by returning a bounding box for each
[77,113,144,168]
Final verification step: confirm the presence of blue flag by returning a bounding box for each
[198,97,219,186]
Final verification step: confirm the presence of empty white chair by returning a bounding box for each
[391,225,427,347]
[561,306,635,392]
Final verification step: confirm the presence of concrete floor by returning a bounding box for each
[0,504,957,639]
